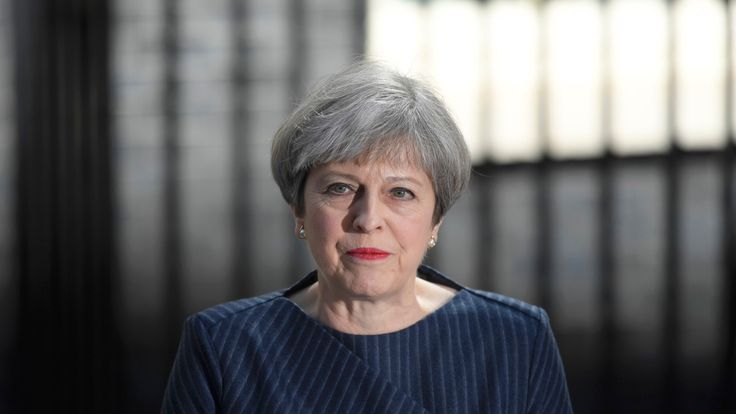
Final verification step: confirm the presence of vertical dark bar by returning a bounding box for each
[720,1,736,412]
[720,145,736,413]
[663,1,681,411]
[662,140,681,414]
[83,1,119,409]
[721,118,736,412]
[352,0,367,57]
[534,167,552,310]
[597,1,617,412]
[597,158,616,413]
[230,0,253,298]
[162,0,183,368]
[535,0,552,312]
[12,0,120,411]
[474,169,495,291]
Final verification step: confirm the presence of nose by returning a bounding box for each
[351,191,384,233]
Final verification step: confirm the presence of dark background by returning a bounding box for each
[0,0,734,413]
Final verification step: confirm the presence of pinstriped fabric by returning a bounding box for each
[162,266,572,413]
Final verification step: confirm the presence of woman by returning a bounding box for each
[163,62,573,413]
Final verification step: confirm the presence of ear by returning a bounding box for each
[431,216,444,237]
[291,206,304,236]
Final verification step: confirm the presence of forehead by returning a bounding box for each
[353,137,425,168]
[327,139,430,178]
[309,159,432,185]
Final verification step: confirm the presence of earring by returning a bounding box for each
[428,236,437,249]
[298,225,306,239]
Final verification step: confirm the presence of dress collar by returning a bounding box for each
[282,264,464,297]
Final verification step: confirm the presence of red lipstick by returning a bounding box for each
[346,247,390,260]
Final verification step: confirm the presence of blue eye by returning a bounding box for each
[391,188,415,200]
[327,183,352,195]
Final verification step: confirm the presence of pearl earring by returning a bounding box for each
[428,236,437,249]
[298,225,306,239]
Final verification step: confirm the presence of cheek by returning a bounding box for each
[306,208,343,243]
[305,209,346,271]
[395,218,434,250]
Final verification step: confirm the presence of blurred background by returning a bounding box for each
[0,0,734,412]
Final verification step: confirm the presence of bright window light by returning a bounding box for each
[486,0,540,163]
[368,0,730,161]
[366,0,425,74]
[732,4,736,139]
[609,0,669,155]
[675,0,727,149]
[545,0,603,159]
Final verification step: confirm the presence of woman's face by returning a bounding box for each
[295,159,441,300]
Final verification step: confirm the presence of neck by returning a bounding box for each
[290,275,457,335]
[317,284,424,335]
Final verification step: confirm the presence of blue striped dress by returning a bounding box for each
[162,266,573,413]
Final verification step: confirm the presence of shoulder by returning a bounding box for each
[446,289,555,364]
[420,265,549,329]
[446,288,551,341]
[186,291,288,336]
[184,271,317,342]
[463,288,548,325]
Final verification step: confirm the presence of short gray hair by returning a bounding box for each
[271,61,471,222]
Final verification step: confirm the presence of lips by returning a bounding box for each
[345,247,390,260]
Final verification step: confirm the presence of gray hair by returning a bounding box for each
[271,61,471,222]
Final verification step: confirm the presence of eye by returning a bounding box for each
[326,183,353,195]
[390,187,415,200]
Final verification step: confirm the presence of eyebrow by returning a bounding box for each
[384,176,425,187]
[316,172,425,187]
[316,172,361,184]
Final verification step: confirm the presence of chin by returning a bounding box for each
[345,285,392,300]
[341,267,405,299]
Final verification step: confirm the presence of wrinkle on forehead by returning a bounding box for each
[350,137,431,180]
